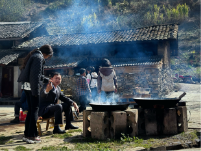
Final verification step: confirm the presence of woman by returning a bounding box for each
[89,66,98,101]
[18,45,53,143]
[97,59,117,102]
[86,66,91,84]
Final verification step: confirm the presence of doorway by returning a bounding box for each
[1,67,13,97]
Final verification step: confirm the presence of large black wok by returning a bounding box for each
[89,102,130,111]
[134,92,186,108]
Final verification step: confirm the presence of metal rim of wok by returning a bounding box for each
[89,102,130,111]
[133,97,182,108]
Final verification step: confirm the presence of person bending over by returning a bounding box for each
[39,72,79,134]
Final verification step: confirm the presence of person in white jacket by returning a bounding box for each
[97,59,118,102]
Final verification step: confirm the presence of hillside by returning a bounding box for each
[0,0,200,76]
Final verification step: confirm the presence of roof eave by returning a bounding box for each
[0,38,23,41]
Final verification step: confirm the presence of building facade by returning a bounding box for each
[16,24,179,99]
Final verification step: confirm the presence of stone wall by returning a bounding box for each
[59,75,79,102]
[158,67,174,96]
[116,67,174,97]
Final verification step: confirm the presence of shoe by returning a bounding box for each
[10,117,20,123]
[26,137,41,144]
[65,124,79,130]
[22,136,28,142]
[53,126,66,134]
[73,111,79,120]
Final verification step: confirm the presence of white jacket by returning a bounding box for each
[90,72,98,88]
[99,70,115,92]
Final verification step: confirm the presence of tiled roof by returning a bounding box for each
[44,57,85,69]
[0,49,27,65]
[44,56,162,69]
[16,24,178,49]
[0,21,43,39]
[110,56,163,67]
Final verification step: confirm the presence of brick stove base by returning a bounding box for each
[83,109,138,140]
[137,106,188,136]
[83,105,187,139]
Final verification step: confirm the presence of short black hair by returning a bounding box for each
[90,66,95,72]
[79,68,86,75]
[51,72,61,78]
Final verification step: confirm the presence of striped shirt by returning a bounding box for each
[77,76,91,96]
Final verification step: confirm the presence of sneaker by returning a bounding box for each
[10,117,20,123]
[26,137,41,144]
[22,136,28,142]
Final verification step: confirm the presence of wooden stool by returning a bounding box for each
[37,117,55,136]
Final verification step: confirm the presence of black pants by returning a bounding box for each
[79,95,89,112]
[42,103,73,126]
[14,102,22,116]
[24,90,39,137]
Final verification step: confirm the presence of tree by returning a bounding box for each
[0,0,31,21]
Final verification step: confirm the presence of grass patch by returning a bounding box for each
[0,136,13,145]
[180,130,198,140]
[52,129,82,139]
[67,129,82,133]
[71,137,124,150]
[188,130,199,140]
[70,135,169,150]
[5,140,14,144]
[52,133,73,139]
[74,142,114,150]
[0,148,8,151]
[14,146,31,151]
[38,146,70,151]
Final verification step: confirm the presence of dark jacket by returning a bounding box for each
[97,67,118,91]
[38,83,74,116]
[18,50,49,96]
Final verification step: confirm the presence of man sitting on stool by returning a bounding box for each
[38,72,79,134]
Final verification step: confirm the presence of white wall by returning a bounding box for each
[13,66,21,98]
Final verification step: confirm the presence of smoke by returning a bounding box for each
[45,0,120,35]
[89,92,121,105]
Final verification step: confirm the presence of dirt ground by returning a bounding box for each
[0,83,200,150]
[0,106,85,151]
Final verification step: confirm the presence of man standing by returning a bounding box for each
[77,68,91,112]
[39,72,79,134]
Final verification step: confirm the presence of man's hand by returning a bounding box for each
[73,102,79,113]
[115,88,117,93]
[46,80,53,93]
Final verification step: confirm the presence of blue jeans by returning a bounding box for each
[79,95,89,112]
